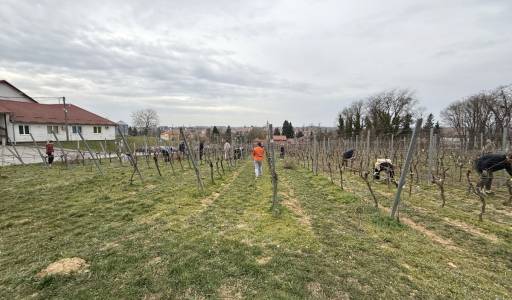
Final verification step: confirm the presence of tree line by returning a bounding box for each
[441,85,512,149]
[336,84,512,150]
[336,89,441,139]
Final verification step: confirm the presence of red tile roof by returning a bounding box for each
[0,100,116,126]
[273,135,287,141]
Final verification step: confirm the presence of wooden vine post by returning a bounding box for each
[390,118,422,219]
[427,127,434,183]
[52,131,68,169]
[361,171,378,208]
[267,124,279,214]
[78,132,104,175]
[6,137,24,165]
[180,127,204,194]
[29,133,49,167]
[505,179,512,206]
[313,131,319,175]
[153,153,162,177]
[117,127,143,183]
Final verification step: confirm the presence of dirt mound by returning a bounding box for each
[36,257,89,278]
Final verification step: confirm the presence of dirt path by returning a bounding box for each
[200,165,244,207]
[443,217,498,242]
[279,177,313,230]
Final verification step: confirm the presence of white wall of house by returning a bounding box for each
[0,84,33,102]
[9,121,116,143]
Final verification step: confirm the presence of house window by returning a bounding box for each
[18,125,30,135]
[72,125,82,134]
[47,125,59,134]
[93,126,102,134]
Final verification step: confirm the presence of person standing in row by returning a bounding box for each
[178,141,186,158]
[46,140,55,167]
[223,141,231,160]
[199,141,205,162]
[252,142,265,177]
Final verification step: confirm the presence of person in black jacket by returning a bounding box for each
[199,142,204,161]
[475,153,512,194]
[342,149,354,166]
[179,142,186,154]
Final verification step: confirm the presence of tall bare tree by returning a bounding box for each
[131,109,159,135]
[366,89,417,136]
[441,84,512,150]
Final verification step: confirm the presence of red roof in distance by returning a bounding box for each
[273,135,287,141]
[0,100,116,126]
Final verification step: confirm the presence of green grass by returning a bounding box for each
[0,157,511,299]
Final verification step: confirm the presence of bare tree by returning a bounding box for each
[247,126,266,142]
[441,100,467,145]
[131,109,159,135]
[366,89,417,136]
[441,84,512,150]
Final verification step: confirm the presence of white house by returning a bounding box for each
[0,80,116,144]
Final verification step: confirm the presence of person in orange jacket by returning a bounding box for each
[252,142,265,177]
[46,140,55,167]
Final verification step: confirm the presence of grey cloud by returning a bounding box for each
[0,0,511,126]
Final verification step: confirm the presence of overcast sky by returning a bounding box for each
[1,0,511,127]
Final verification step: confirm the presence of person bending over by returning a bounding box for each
[475,153,512,195]
[373,159,395,181]
[342,149,354,166]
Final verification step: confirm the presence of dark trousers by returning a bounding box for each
[477,170,493,190]
[47,154,54,164]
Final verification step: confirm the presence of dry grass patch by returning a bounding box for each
[280,180,313,230]
[218,280,244,299]
[143,293,163,300]
[307,282,326,298]
[99,242,120,251]
[399,216,460,251]
[36,257,89,278]
[256,256,272,265]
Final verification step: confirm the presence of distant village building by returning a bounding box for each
[160,129,181,141]
[0,80,116,144]
[273,135,287,145]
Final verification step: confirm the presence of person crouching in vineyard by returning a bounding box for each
[342,149,354,167]
[373,159,397,186]
[475,153,512,195]
[252,142,265,178]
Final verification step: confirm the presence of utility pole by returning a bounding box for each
[63,97,69,141]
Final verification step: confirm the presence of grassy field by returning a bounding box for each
[0,157,511,299]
